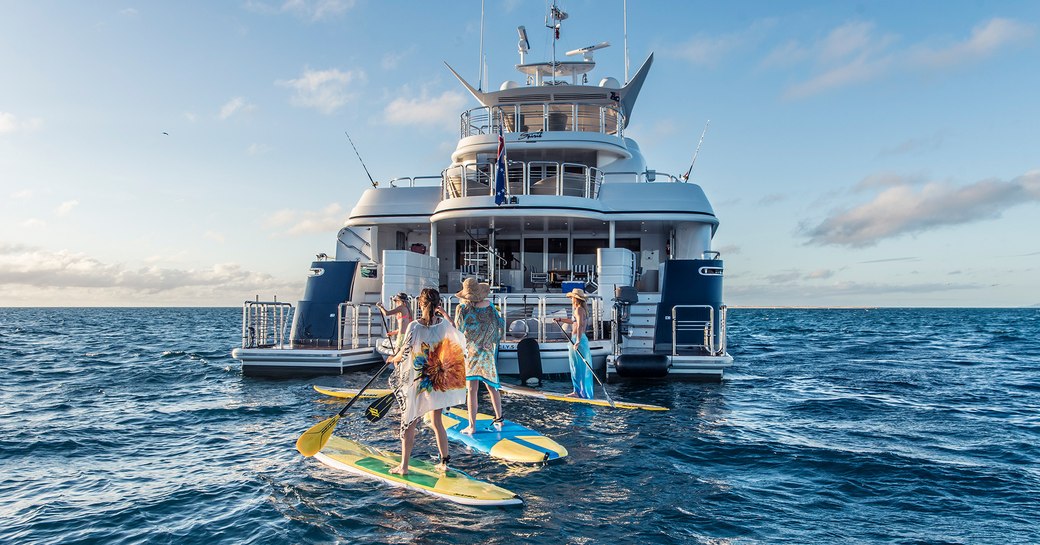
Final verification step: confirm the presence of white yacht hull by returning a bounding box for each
[606,353,735,381]
[497,340,611,375]
[233,346,383,377]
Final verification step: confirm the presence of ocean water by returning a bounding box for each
[1,307,1038,544]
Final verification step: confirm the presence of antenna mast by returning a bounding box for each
[547,1,568,83]
[624,0,630,83]
[477,0,486,91]
[681,120,711,182]
[344,131,377,188]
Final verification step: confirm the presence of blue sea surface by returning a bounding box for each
[1,307,1038,544]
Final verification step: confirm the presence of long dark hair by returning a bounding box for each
[417,288,440,321]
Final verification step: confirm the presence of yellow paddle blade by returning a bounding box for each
[296,415,340,457]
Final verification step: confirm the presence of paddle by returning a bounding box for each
[554,319,616,408]
[364,392,397,422]
[295,308,397,457]
[365,307,453,423]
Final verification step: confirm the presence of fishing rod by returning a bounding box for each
[344,130,377,188]
[681,120,711,182]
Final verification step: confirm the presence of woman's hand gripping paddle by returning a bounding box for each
[554,319,616,408]
[295,309,398,456]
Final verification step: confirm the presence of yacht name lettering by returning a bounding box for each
[519,131,544,141]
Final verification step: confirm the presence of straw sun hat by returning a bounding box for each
[565,288,588,302]
[455,277,491,303]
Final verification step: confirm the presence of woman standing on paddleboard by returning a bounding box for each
[376,292,412,353]
[555,288,594,399]
[387,288,467,474]
[453,278,506,434]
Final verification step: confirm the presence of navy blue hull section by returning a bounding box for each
[290,261,358,347]
[653,259,724,352]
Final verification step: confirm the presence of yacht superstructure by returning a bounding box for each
[232,5,733,380]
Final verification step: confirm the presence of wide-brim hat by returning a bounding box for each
[455,277,491,302]
[565,288,588,301]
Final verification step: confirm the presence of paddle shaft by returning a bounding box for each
[554,319,615,408]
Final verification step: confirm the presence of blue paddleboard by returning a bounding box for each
[429,407,568,464]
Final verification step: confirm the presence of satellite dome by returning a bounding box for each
[599,77,620,88]
[500,80,521,90]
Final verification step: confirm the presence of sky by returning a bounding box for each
[1,0,1038,307]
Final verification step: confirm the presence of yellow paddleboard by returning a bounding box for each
[313,385,393,399]
[313,435,522,507]
[499,383,669,411]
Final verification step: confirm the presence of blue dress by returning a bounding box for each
[569,324,594,399]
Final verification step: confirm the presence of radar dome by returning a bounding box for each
[500,80,521,90]
[599,77,620,88]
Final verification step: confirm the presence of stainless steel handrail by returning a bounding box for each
[442,160,604,200]
[671,304,715,356]
[337,303,377,349]
[460,103,625,138]
[241,301,293,348]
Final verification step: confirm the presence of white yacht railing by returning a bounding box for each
[493,293,604,344]
[336,303,383,350]
[461,103,625,138]
[387,175,442,188]
[671,304,727,356]
[241,301,293,348]
[442,161,603,200]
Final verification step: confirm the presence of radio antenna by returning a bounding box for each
[681,120,711,182]
[344,131,377,188]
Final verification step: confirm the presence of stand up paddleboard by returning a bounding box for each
[313,385,392,399]
[428,407,568,464]
[313,435,522,507]
[499,383,669,411]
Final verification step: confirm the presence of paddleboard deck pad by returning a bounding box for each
[429,407,568,464]
[313,385,393,399]
[313,435,522,506]
[499,383,669,411]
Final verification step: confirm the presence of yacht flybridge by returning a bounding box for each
[232,6,733,380]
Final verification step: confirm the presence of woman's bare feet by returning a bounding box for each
[389,464,408,475]
[564,391,579,398]
[459,425,476,435]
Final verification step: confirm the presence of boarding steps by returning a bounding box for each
[616,294,660,354]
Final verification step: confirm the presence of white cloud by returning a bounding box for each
[219,97,257,120]
[265,203,345,236]
[247,143,272,155]
[120,8,138,17]
[779,21,897,99]
[204,230,225,243]
[384,90,467,127]
[242,0,356,21]
[11,189,32,199]
[878,132,949,158]
[803,170,1040,247]
[0,244,289,294]
[780,17,1034,99]
[670,19,776,66]
[277,68,364,114]
[21,219,46,228]
[382,49,411,71]
[55,200,79,216]
[0,112,43,134]
[183,112,198,123]
[908,18,1035,69]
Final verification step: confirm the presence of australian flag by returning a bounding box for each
[494,126,506,205]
